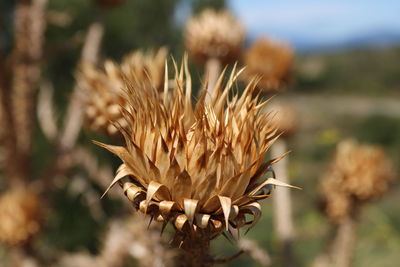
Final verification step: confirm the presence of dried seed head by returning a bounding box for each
[121,48,168,92]
[0,187,43,246]
[321,139,394,222]
[242,38,293,93]
[184,9,245,64]
[78,48,167,137]
[96,56,298,243]
[264,101,298,138]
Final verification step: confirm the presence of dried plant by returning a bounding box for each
[37,81,58,141]
[238,239,271,266]
[0,187,43,246]
[57,17,104,153]
[1,2,173,266]
[79,61,128,137]
[0,0,48,187]
[79,48,167,137]
[11,0,48,179]
[124,216,175,267]
[184,9,245,65]
[59,217,173,267]
[315,140,393,267]
[242,38,293,93]
[0,3,108,264]
[95,57,298,265]
[320,139,393,223]
[0,2,48,263]
[121,48,168,92]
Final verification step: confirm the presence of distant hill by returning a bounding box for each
[343,30,400,48]
[292,29,400,52]
[247,29,400,52]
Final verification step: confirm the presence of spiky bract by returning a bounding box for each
[242,38,293,92]
[321,140,393,222]
[184,9,245,64]
[79,48,167,137]
[96,57,297,245]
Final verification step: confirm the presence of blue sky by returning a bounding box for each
[229,0,400,48]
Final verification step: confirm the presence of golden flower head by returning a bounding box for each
[320,139,393,222]
[0,187,43,246]
[242,38,293,93]
[78,48,167,137]
[184,9,245,64]
[96,56,298,244]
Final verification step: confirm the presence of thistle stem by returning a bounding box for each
[330,216,357,267]
[8,246,39,267]
[10,0,48,184]
[178,235,212,267]
[41,12,105,192]
[0,62,18,186]
[312,214,358,267]
[271,139,295,266]
[204,57,221,103]
[59,15,104,151]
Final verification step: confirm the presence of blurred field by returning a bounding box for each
[296,47,400,96]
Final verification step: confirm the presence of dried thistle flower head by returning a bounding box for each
[96,57,298,246]
[79,48,167,137]
[321,139,394,222]
[184,9,245,64]
[0,187,42,246]
[242,38,293,92]
[121,48,168,92]
[264,101,298,138]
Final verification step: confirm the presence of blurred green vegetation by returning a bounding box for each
[296,47,400,96]
[355,115,400,151]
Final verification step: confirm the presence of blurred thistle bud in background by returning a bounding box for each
[241,38,294,93]
[78,48,167,138]
[0,187,43,246]
[184,9,245,65]
[320,139,394,223]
